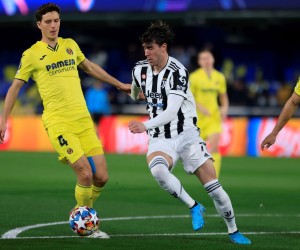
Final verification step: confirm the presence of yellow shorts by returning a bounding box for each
[47,116,104,164]
[197,116,222,141]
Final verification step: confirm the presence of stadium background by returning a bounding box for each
[1,0,300,157]
[1,1,300,249]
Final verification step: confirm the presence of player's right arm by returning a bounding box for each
[79,58,131,93]
[130,66,145,101]
[0,79,25,143]
[261,92,300,150]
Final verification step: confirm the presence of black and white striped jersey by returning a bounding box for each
[131,56,199,139]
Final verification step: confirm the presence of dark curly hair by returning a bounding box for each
[35,3,60,22]
[140,20,175,52]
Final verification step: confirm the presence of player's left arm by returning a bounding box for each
[78,58,131,93]
[219,93,229,120]
[129,69,187,134]
[129,94,184,133]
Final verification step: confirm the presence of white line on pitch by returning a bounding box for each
[2,231,300,240]
[2,214,300,239]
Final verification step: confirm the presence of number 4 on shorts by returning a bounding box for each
[58,135,68,146]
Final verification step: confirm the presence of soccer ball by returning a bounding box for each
[69,206,99,236]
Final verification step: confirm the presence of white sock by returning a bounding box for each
[149,156,195,208]
[204,179,237,233]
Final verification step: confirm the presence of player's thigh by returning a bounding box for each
[147,138,178,168]
[178,129,212,175]
[68,155,93,181]
[78,117,104,157]
[47,123,84,164]
[91,154,108,184]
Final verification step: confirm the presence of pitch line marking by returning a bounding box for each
[2,214,300,239]
[3,232,300,240]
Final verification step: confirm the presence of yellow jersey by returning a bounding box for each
[190,68,226,119]
[15,37,89,128]
[294,79,300,96]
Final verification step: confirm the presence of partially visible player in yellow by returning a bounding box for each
[0,3,130,238]
[190,50,229,177]
[261,79,300,150]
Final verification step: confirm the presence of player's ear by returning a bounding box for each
[37,21,41,30]
[161,43,167,51]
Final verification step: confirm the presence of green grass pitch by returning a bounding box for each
[0,152,300,249]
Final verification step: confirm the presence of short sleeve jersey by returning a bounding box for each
[294,79,300,96]
[15,37,89,128]
[190,68,226,116]
[131,56,198,139]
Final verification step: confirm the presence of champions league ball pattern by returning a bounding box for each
[69,206,99,236]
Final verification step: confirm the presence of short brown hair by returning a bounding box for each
[140,20,175,52]
[35,3,60,22]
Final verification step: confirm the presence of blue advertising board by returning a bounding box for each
[1,0,300,16]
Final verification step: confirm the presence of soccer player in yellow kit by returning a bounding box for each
[261,79,300,149]
[0,3,130,238]
[190,50,229,177]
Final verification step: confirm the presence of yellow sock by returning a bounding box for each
[92,184,103,204]
[212,152,222,178]
[75,183,93,208]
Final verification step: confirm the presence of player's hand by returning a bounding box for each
[128,120,146,133]
[220,106,228,120]
[138,92,146,100]
[0,120,7,144]
[261,133,277,150]
[119,83,131,94]
[197,104,210,116]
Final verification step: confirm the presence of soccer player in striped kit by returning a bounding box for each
[128,20,251,245]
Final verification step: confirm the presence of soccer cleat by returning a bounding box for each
[190,203,206,231]
[87,229,110,239]
[229,231,251,245]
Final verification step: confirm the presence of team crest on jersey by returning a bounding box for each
[67,148,73,154]
[179,75,187,85]
[66,48,73,55]
[142,74,146,79]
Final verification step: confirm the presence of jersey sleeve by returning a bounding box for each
[14,50,34,83]
[170,69,189,99]
[218,73,227,94]
[131,67,141,101]
[72,39,85,65]
[130,67,140,101]
[294,79,300,96]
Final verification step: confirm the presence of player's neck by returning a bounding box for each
[152,55,168,74]
[41,37,58,48]
[203,68,213,76]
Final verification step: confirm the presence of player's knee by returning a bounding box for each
[76,164,93,184]
[78,170,93,184]
[94,173,109,187]
[149,156,170,182]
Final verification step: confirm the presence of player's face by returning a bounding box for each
[37,11,60,42]
[198,51,214,69]
[143,42,167,67]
